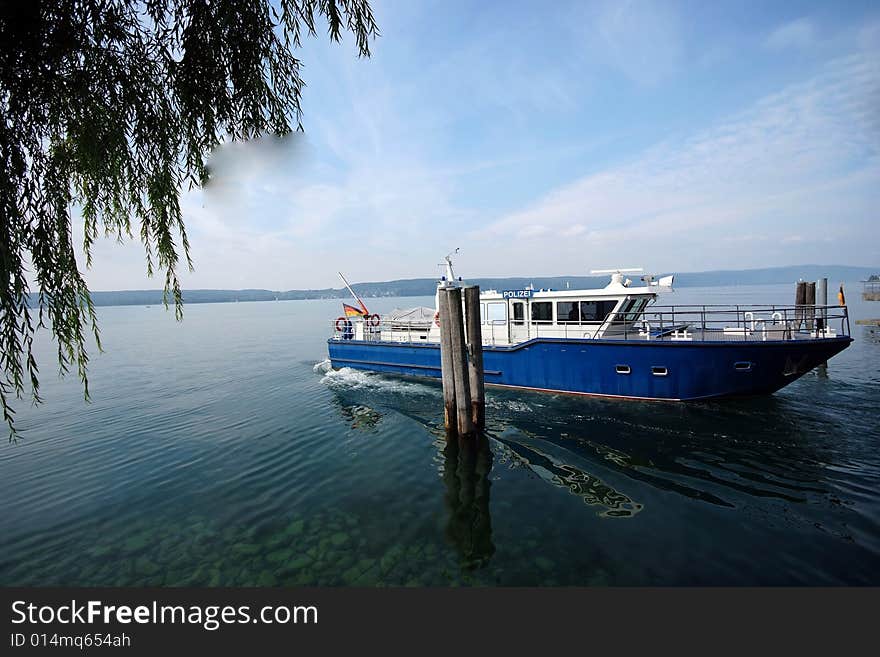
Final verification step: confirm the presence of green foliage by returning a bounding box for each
[0,0,378,437]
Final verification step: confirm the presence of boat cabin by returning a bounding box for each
[472,274,657,344]
[345,269,664,346]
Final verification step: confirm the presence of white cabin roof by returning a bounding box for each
[479,287,656,300]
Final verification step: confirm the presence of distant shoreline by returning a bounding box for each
[27,264,877,308]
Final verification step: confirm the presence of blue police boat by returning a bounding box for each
[327,256,852,401]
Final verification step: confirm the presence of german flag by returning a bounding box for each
[343,303,366,318]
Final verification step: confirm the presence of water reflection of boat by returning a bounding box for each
[487,390,832,509]
[493,431,644,517]
[329,254,853,401]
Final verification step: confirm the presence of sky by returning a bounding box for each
[77,0,880,290]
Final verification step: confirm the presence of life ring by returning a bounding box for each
[335,316,353,333]
[434,311,440,327]
[367,313,380,327]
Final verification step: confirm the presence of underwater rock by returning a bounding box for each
[535,557,555,571]
[122,533,151,553]
[380,545,405,574]
[286,555,312,571]
[207,569,222,587]
[286,519,306,536]
[257,571,278,586]
[87,545,114,558]
[134,558,160,576]
[266,549,295,564]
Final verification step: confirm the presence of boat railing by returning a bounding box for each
[330,304,851,344]
[603,303,850,342]
[329,317,436,343]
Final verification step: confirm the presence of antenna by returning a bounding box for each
[438,248,460,285]
[590,268,644,274]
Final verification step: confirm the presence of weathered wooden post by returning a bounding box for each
[463,285,485,430]
[816,278,828,332]
[446,286,474,436]
[805,281,816,330]
[437,288,458,435]
[795,280,807,329]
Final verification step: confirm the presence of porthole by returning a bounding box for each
[734,361,752,372]
[616,364,631,375]
[651,366,667,376]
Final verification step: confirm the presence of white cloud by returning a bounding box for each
[595,0,684,86]
[766,18,815,50]
[471,51,880,273]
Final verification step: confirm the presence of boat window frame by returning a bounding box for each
[531,301,553,324]
[486,301,507,325]
[556,300,580,324]
[580,299,618,324]
[511,301,525,325]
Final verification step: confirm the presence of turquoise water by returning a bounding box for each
[1,284,878,586]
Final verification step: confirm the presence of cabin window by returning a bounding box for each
[531,302,552,323]
[616,298,648,323]
[486,301,507,324]
[556,301,579,324]
[580,300,617,323]
[479,303,486,324]
[616,364,631,375]
[512,302,525,325]
[734,361,752,372]
[652,366,668,376]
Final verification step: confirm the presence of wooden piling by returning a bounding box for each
[446,286,474,436]
[816,278,828,331]
[463,286,485,430]
[795,280,807,329]
[805,281,816,330]
[437,288,458,435]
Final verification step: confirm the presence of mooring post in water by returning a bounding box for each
[795,280,807,329]
[437,288,458,435]
[805,281,816,331]
[446,286,474,436]
[463,285,485,430]
[817,277,829,370]
[816,278,828,331]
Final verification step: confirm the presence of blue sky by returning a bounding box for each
[79,0,880,290]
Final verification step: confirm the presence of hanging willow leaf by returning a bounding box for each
[0,0,379,438]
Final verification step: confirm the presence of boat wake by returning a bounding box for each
[314,359,439,397]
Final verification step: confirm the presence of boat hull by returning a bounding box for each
[327,336,853,401]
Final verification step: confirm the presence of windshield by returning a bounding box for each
[616,297,650,322]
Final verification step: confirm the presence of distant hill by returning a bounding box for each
[28,264,878,308]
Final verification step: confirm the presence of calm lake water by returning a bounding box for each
[1,284,878,586]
